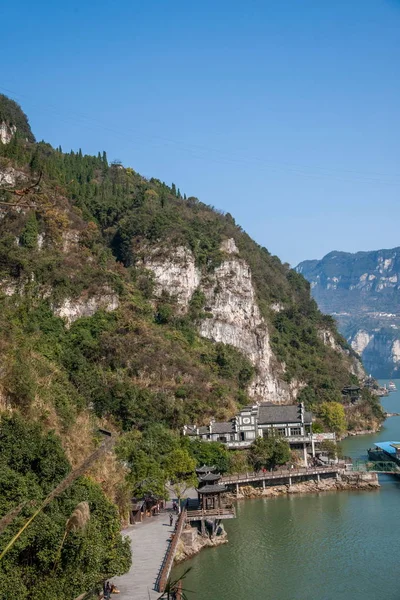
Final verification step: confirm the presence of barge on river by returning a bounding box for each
[368,441,400,465]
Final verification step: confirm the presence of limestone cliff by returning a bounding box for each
[0,92,374,442]
[143,239,359,403]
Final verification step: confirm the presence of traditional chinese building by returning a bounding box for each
[184,403,335,466]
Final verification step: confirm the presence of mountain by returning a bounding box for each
[0,95,383,596]
[297,249,400,378]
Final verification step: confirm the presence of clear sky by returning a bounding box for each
[1,0,399,265]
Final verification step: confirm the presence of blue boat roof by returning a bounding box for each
[373,441,400,454]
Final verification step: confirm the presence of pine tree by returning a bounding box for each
[29,148,41,174]
[20,212,39,249]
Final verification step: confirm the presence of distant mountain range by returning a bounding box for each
[297,248,400,378]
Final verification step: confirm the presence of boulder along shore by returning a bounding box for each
[229,472,379,500]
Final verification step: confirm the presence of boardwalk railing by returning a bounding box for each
[221,465,340,486]
[186,507,235,520]
[156,509,187,593]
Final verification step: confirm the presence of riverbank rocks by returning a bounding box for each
[231,473,379,499]
[175,524,228,563]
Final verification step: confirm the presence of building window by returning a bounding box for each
[290,427,302,436]
[276,428,286,437]
[246,431,255,440]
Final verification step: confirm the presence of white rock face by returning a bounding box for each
[144,240,303,403]
[0,122,16,144]
[53,291,119,327]
[37,233,45,250]
[319,329,340,351]
[320,328,365,377]
[62,230,80,252]
[142,246,201,311]
[351,330,373,354]
[0,166,28,188]
[0,279,18,296]
[270,302,284,312]
[220,238,239,255]
[391,340,400,364]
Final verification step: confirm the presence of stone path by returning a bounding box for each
[111,512,175,600]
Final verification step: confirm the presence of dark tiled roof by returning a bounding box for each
[197,484,227,494]
[197,426,208,435]
[199,472,221,482]
[212,421,235,434]
[197,421,234,435]
[185,426,198,436]
[196,465,216,474]
[258,404,312,425]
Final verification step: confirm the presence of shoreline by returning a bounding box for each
[175,471,379,564]
[230,471,379,500]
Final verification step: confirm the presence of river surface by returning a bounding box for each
[174,380,400,600]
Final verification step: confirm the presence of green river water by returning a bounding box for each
[174,380,400,600]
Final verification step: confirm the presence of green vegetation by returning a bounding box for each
[0,415,130,600]
[319,439,343,460]
[0,94,35,143]
[0,95,384,595]
[186,440,230,474]
[318,402,347,435]
[248,437,291,471]
[0,129,369,415]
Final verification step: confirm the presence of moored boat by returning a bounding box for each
[388,381,397,392]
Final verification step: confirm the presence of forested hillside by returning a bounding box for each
[0,95,383,598]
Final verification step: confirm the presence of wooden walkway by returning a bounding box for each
[221,465,340,487]
[186,507,235,521]
[111,512,176,600]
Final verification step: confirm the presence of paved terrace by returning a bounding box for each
[112,511,175,600]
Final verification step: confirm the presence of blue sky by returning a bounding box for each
[1,0,399,265]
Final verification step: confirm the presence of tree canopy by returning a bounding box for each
[0,415,131,600]
[249,436,291,471]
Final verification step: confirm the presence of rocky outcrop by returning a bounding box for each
[351,330,372,355]
[53,290,119,326]
[198,253,302,401]
[142,245,201,311]
[144,240,304,403]
[0,166,27,189]
[347,323,400,378]
[175,524,228,563]
[297,248,400,377]
[0,122,16,144]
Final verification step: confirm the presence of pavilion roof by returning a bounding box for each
[197,484,226,494]
[196,465,216,474]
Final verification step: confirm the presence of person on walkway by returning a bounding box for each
[169,513,174,527]
[104,581,112,599]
